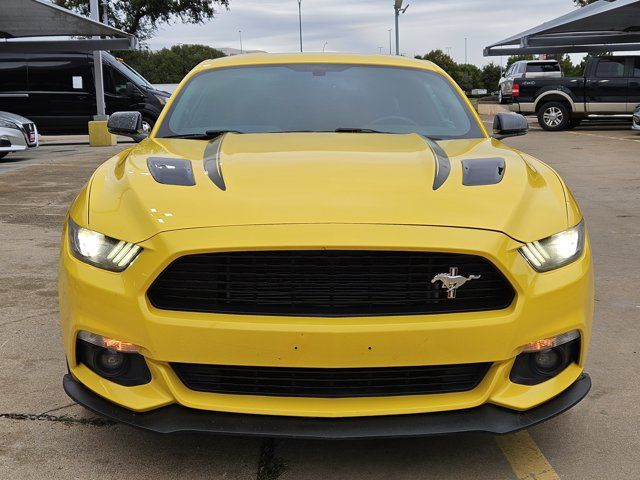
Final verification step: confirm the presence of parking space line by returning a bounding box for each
[495,431,559,480]
[567,131,640,143]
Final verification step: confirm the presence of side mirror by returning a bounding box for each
[107,111,145,138]
[492,113,528,140]
[125,81,141,97]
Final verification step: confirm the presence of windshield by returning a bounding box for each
[116,61,153,89]
[155,64,484,140]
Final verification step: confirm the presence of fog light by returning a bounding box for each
[76,330,151,386]
[97,349,126,373]
[510,331,581,385]
[532,348,562,373]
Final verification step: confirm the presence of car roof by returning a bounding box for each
[194,53,441,74]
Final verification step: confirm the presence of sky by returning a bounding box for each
[147,0,584,66]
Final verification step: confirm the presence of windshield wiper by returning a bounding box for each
[334,127,388,134]
[161,130,243,140]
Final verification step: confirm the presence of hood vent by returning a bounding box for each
[147,157,195,186]
[462,158,505,186]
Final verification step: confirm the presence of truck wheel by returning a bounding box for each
[538,102,571,131]
[498,90,505,104]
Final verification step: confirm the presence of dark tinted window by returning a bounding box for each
[526,63,560,73]
[0,57,27,92]
[634,58,640,77]
[105,66,130,95]
[595,58,626,78]
[157,64,484,140]
[28,57,91,92]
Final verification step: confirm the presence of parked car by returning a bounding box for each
[0,111,38,159]
[498,60,562,104]
[59,54,593,438]
[633,104,640,131]
[0,52,170,135]
[510,56,640,131]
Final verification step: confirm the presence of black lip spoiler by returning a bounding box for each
[63,373,590,439]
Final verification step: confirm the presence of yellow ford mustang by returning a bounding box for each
[59,53,593,438]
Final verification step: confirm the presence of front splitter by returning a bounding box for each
[63,373,590,439]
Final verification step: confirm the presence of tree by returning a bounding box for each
[54,0,230,41]
[573,0,598,5]
[455,64,483,93]
[416,49,458,79]
[480,63,502,92]
[116,44,225,83]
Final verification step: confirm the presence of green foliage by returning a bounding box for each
[455,64,483,93]
[54,0,230,40]
[417,50,458,79]
[480,63,502,92]
[417,51,503,92]
[115,44,225,83]
[573,0,598,5]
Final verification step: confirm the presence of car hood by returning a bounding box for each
[0,111,33,126]
[83,133,574,244]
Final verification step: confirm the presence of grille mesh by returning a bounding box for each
[171,362,493,398]
[148,250,514,317]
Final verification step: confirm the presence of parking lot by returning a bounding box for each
[1,118,639,479]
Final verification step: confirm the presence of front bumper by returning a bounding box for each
[64,373,591,438]
[60,223,593,420]
[0,124,38,153]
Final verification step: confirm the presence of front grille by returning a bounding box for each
[148,250,515,317]
[171,362,493,398]
[22,123,37,146]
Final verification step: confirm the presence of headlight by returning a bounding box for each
[519,221,585,272]
[154,94,167,106]
[68,218,141,272]
[0,119,19,130]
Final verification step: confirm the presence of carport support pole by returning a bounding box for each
[88,0,115,146]
[90,0,106,120]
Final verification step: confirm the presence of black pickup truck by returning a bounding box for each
[510,56,640,131]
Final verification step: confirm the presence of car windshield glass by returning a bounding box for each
[155,64,484,140]
[116,61,153,88]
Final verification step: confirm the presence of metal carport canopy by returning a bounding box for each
[484,0,640,56]
[0,0,135,52]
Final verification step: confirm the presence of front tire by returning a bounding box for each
[538,102,571,131]
[132,116,154,143]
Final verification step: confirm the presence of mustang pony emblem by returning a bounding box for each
[431,267,481,299]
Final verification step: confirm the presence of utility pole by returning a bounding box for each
[378,46,383,54]
[297,0,303,52]
[393,0,409,56]
[239,30,243,54]
[89,0,106,119]
[388,28,392,55]
[464,37,468,64]
[323,41,328,53]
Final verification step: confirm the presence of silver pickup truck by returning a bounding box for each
[0,111,38,159]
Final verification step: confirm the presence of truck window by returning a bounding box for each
[526,63,560,73]
[634,58,640,77]
[595,59,626,78]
